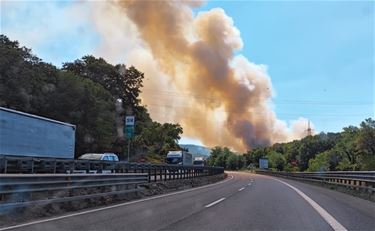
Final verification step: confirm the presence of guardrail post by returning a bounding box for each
[154,167,157,182]
[148,167,151,183]
[4,158,8,174]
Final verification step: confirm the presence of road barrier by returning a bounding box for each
[0,156,224,212]
[0,173,148,212]
[256,170,375,193]
[0,156,224,182]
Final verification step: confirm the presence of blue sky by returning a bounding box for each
[1,0,374,144]
[199,0,374,132]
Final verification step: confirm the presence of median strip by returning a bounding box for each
[205,197,226,208]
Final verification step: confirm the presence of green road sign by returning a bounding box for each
[124,125,134,139]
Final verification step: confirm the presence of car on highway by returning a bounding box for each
[79,153,119,161]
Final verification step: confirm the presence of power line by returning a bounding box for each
[141,89,374,106]
[144,103,372,117]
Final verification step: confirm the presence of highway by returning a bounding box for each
[2,172,374,231]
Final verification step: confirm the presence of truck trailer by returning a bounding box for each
[0,107,76,159]
[166,150,193,166]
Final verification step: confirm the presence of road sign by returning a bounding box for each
[125,116,135,126]
[124,116,135,139]
[259,158,269,169]
[124,125,134,138]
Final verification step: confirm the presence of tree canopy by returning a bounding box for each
[0,35,183,161]
[243,119,375,171]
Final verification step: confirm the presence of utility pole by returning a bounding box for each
[306,120,312,136]
[127,138,131,162]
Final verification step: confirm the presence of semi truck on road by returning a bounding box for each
[193,157,205,166]
[0,107,76,159]
[166,150,193,166]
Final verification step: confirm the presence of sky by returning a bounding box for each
[1,0,374,146]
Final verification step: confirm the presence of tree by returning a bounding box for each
[297,134,335,171]
[62,55,183,161]
[243,148,266,167]
[334,126,360,170]
[307,151,331,172]
[49,72,117,156]
[0,35,117,156]
[226,154,245,170]
[357,118,375,170]
[267,151,286,171]
[132,122,183,161]
[62,56,143,108]
[208,146,222,166]
[0,35,59,114]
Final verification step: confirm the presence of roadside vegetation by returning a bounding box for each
[0,35,182,162]
[1,35,373,170]
[208,119,375,171]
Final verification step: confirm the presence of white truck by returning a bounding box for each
[193,157,205,167]
[166,150,193,166]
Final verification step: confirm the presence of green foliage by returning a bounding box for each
[243,148,265,167]
[267,151,286,171]
[208,146,222,166]
[62,56,143,107]
[243,119,374,171]
[1,35,183,161]
[226,154,245,170]
[133,122,183,158]
[307,151,331,172]
[62,54,183,160]
[296,134,336,171]
[208,146,244,170]
[357,119,375,170]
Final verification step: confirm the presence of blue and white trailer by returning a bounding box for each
[0,107,76,159]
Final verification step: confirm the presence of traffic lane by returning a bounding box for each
[161,173,332,231]
[276,176,375,231]
[4,172,253,231]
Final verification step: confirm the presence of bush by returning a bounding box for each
[267,151,286,171]
[307,151,330,172]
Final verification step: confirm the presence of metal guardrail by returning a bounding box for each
[256,170,375,193]
[0,156,224,182]
[0,173,148,211]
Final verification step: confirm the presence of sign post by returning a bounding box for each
[124,116,135,162]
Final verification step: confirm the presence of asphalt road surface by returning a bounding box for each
[2,172,374,231]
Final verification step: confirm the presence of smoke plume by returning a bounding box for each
[90,1,313,152]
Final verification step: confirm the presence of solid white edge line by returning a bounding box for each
[238,187,245,191]
[204,197,226,208]
[0,175,234,231]
[273,178,347,231]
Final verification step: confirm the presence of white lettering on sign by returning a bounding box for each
[125,116,135,126]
